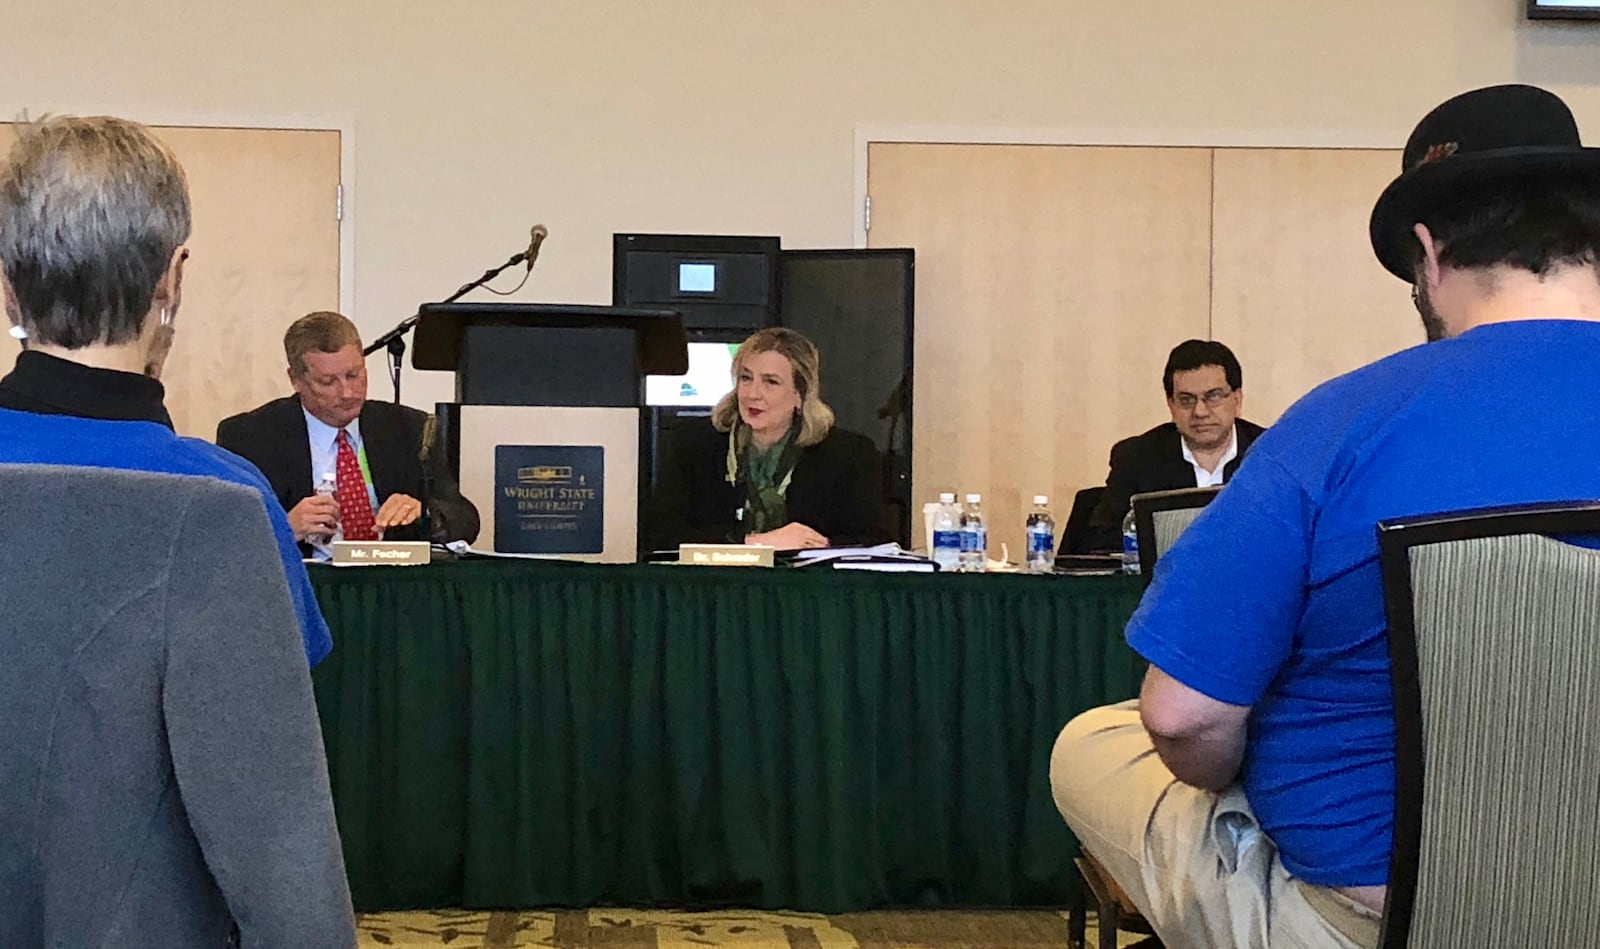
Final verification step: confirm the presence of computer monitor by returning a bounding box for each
[1529,0,1600,18]
[645,340,739,407]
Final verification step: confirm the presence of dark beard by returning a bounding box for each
[1414,281,1448,342]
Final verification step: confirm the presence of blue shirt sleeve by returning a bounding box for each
[261,497,333,668]
[1125,451,1314,706]
[186,438,333,668]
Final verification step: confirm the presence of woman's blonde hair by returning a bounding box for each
[711,328,835,447]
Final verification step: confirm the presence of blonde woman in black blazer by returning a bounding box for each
[649,328,887,551]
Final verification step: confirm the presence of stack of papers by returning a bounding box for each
[791,543,937,572]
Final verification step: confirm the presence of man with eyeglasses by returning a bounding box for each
[1083,339,1265,551]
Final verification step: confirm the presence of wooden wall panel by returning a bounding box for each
[1210,148,1413,424]
[868,143,1213,554]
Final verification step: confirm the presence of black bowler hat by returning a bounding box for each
[1369,84,1600,280]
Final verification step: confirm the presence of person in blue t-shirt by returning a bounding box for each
[1050,84,1600,949]
[0,116,332,668]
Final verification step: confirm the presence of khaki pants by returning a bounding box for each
[1050,701,1381,949]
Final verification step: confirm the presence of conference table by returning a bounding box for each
[308,559,1145,913]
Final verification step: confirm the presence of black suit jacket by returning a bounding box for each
[1084,419,1266,552]
[647,418,890,550]
[215,396,479,553]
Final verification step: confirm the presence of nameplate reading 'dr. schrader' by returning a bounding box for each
[680,544,775,567]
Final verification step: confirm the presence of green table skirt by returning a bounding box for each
[310,560,1143,913]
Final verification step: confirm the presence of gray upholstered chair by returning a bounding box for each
[1376,502,1600,949]
[1132,485,1222,583]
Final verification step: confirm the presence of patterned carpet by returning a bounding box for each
[355,908,1150,948]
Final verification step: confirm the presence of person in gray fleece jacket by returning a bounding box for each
[0,114,356,947]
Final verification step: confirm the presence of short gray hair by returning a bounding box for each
[0,116,191,348]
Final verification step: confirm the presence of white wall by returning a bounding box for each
[7,0,1600,410]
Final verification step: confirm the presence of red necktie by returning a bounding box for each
[335,429,378,541]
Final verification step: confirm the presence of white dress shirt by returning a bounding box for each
[303,408,381,559]
[1180,424,1239,488]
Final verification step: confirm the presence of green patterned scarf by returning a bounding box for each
[725,420,801,537]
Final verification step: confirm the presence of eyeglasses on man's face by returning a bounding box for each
[1171,387,1235,411]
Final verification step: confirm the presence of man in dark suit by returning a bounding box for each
[216,311,478,556]
[1084,339,1265,551]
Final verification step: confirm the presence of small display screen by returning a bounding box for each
[1530,0,1600,16]
[678,261,717,294]
[645,341,739,407]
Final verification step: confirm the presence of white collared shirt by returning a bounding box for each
[1181,424,1239,488]
[303,407,379,513]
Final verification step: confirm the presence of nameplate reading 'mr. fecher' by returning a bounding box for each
[331,541,431,566]
[494,445,604,554]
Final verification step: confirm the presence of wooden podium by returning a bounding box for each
[416,303,687,562]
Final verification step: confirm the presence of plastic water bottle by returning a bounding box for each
[931,492,961,572]
[959,494,987,573]
[1025,496,1055,574]
[1120,507,1140,575]
[311,472,341,548]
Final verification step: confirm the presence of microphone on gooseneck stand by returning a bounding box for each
[365,224,552,403]
[525,225,549,272]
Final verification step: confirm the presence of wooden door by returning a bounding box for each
[0,123,342,439]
